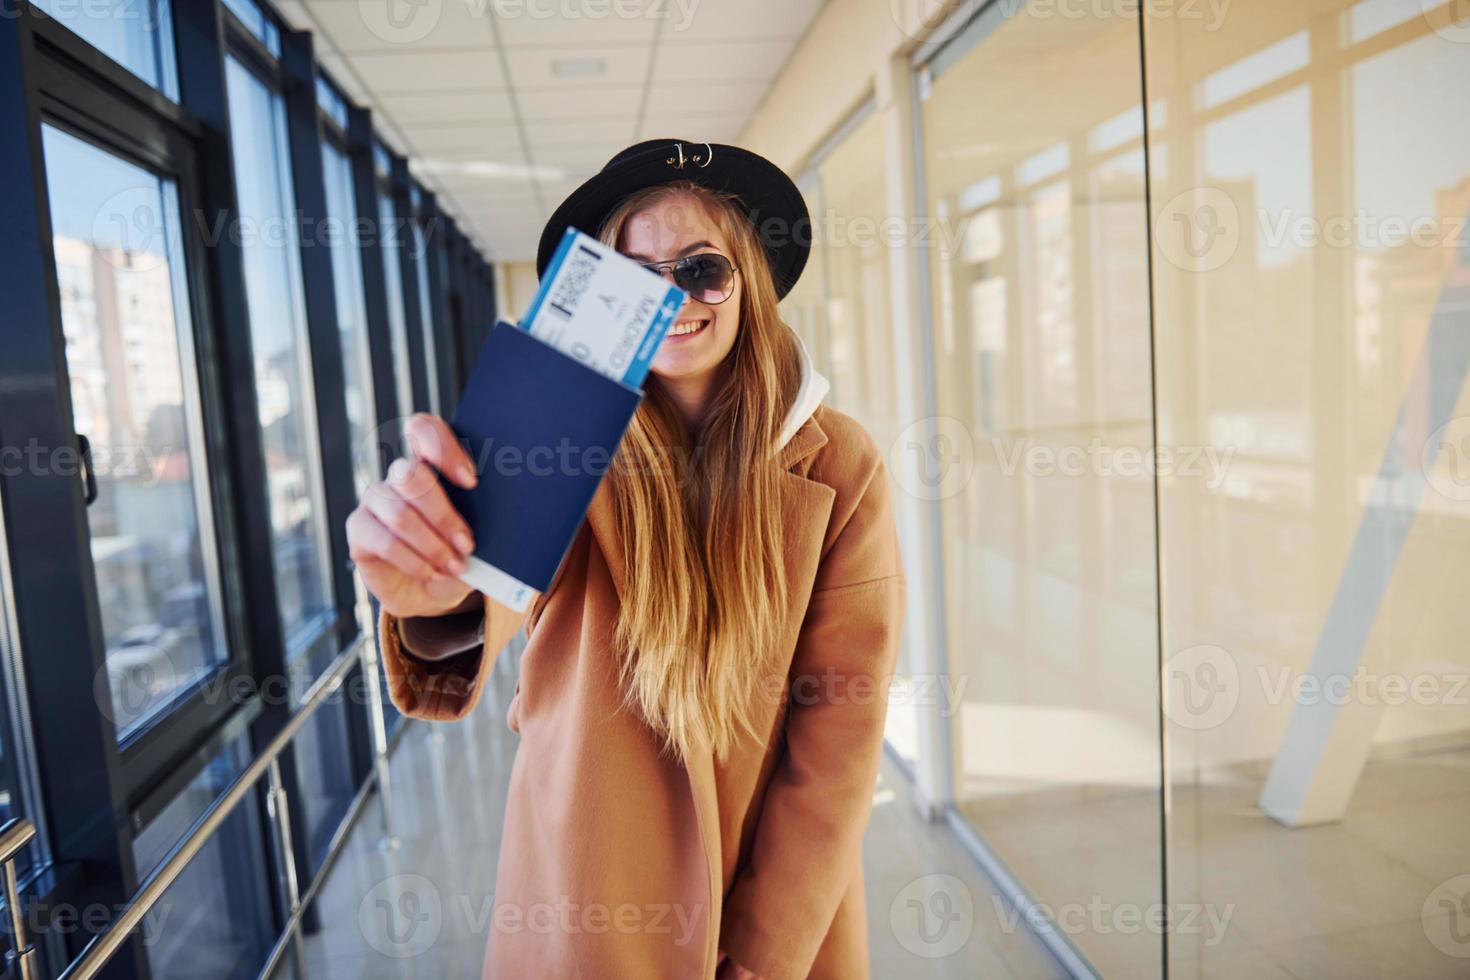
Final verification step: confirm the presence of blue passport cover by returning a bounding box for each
[444,320,643,592]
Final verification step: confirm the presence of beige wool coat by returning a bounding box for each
[379,402,906,979]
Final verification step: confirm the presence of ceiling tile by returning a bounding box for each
[304,0,830,265]
[304,0,496,52]
[514,84,643,122]
[663,0,825,42]
[493,7,659,46]
[637,112,748,143]
[377,89,516,125]
[524,117,637,148]
[347,50,505,94]
[503,45,651,88]
[399,121,524,155]
[530,143,618,173]
[651,38,795,83]
[642,79,765,118]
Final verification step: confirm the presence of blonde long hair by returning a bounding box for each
[598,181,802,763]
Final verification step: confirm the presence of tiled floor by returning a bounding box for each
[287,640,1064,979]
[957,747,1470,980]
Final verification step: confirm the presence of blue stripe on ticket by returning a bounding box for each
[622,285,685,388]
[521,227,579,329]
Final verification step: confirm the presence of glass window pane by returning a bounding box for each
[1145,4,1470,975]
[412,222,441,416]
[41,124,227,738]
[225,58,334,644]
[133,739,277,978]
[221,0,280,56]
[315,77,349,132]
[288,644,356,875]
[920,3,1163,975]
[33,0,179,100]
[0,490,48,876]
[781,111,925,765]
[379,192,415,418]
[321,143,380,498]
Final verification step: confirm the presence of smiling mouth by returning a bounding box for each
[667,319,709,339]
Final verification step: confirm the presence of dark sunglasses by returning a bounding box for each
[639,252,739,305]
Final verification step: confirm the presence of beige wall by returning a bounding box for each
[495,260,540,323]
[740,0,954,173]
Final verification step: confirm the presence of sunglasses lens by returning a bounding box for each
[676,254,734,303]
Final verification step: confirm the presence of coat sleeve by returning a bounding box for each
[379,593,532,721]
[719,447,907,980]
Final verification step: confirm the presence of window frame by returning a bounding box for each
[29,13,262,814]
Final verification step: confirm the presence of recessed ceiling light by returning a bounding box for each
[551,58,605,79]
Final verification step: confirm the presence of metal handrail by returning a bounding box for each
[58,574,393,980]
[0,817,37,979]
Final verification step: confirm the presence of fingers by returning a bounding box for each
[346,508,440,581]
[345,412,479,589]
[362,473,469,577]
[402,413,477,489]
[384,457,476,557]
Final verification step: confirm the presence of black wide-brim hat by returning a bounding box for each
[536,139,811,299]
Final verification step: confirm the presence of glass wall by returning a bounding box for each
[916,0,1470,975]
[782,109,927,767]
[1144,2,1470,976]
[42,123,229,738]
[918,2,1163,975]
[225,55,334,644]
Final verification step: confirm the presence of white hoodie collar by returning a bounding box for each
[777,333,830,451]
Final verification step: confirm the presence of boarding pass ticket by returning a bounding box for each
[520,228,686,389]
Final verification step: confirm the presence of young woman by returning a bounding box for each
[345,139,906,980]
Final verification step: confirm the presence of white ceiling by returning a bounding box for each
[274,0,827,262]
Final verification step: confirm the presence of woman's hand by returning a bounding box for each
[346,413,480,619]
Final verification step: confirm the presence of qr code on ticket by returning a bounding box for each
[548,244,601,319]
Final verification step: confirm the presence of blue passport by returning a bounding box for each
[444,321,643,610]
